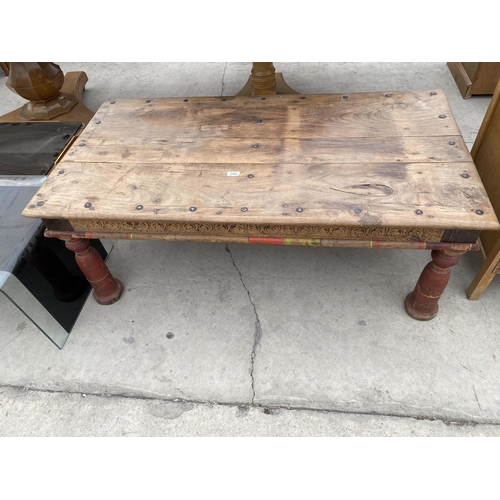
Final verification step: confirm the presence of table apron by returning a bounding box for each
[43,229,479,252]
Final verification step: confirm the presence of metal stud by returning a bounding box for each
[448,141,456,145]
[342,95,348,99]
[430,91,437,95]
[354,208,362,215]
[145,100,151,103]
[58,170,65,175]
[385,94,393,98]
[84,202,92,208]
[256,119,263,123]
[439,114,446,119]
[183,99,189,102]
[189,207,197,212]
[296,207,304,213]
[110,100,116,104]
[252,144,259,148]
[36,201,44,206]
[136,205,143,210]
[95,120,101,124]
[461,173,470,178]
[415,209,423,215]
[241,207,248,212]
[247,174,254,178]
[475,210,484,215]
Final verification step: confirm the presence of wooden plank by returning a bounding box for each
[61,92,467,166]
[471,80,500,158]
[76,92,460,151]
[447,63,473,98]
[467,236,500,299]
[462,63,481,81]
[448,63,500,98]
[22,161,499,230]
[62,135,471,165]
[466,62,500,95]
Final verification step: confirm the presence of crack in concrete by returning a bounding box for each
[225,244,261,404]
[472,384,483,412]
[220,62,227,96]
[2,383,499,428]
[0,332,24,354]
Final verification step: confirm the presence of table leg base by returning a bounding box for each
[64,238,123,306]
[404,250,463,321]
[236,73,298,96]
[94,278,123,305]
[0,71,94,127]
[404,292,438,321]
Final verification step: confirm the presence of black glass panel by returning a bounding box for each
[0,122,81,175]
[13,233,108,332]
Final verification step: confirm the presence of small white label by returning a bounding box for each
[227,171,240,177]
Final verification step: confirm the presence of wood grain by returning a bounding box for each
[69,91,460,151]
[22,90,500,235]
[23,161,498,230]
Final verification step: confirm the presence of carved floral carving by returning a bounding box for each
[69,219,444,242]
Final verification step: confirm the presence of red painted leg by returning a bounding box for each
[405,250,464,321]
[64,238,123,305]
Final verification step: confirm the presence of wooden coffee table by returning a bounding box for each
[22,91,500,320]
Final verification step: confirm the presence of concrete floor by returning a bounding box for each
[1,62,500,437]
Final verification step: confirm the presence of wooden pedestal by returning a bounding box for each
[0,63,94,128]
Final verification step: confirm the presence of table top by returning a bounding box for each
[22,91,500,235]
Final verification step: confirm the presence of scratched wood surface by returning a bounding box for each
[23,91,499,231]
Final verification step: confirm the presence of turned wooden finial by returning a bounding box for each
[6,62,78,120]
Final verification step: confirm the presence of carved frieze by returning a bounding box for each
[69,219,444,242]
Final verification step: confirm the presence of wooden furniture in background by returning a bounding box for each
[237,62,298,96]
[22,91,499,320]
[0,62,94,127]
[467,80,500,299]
[448,63,500,99]
[0,62,9,76]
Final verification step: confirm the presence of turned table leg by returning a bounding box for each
[405,250,465,321]
[64,238,123,305]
